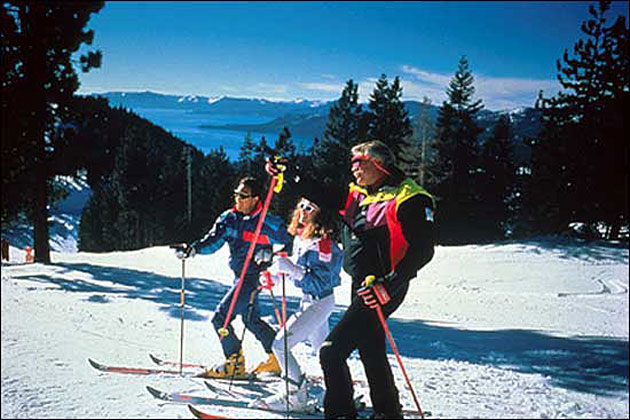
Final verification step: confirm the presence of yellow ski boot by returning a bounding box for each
[252,352,282,376]
[200,350,248,379]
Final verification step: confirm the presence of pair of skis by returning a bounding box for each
[148,383,426,419]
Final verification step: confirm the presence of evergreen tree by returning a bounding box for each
[366,74,416,174]
[478,115,517,240]
[313,79,365,189]
[529,0,628,238]
[237,131,257,173]
[1,2,104,262]
[274,126,297,158]
[428,56,485,244]
[414,96,435,187]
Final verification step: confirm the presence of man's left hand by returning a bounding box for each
[357,275,391,308]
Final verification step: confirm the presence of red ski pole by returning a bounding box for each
[364,275,425,419]
[261,271,284,327]
[219,175,278,339]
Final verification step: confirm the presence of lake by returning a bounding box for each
[132,108,312,160]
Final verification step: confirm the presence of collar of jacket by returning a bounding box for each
[232,201,263,219]
[350,178,434,209]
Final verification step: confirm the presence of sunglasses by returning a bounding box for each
[233,191,253,199]
[298,201,318,214]
[350,154,392,175]
[351,154,372,165]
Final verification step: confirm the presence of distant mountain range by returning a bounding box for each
[92,91,541,162]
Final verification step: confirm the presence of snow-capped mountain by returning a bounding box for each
[92,91,334,117]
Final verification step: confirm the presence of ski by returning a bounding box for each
[203,380,267,400]
[88,358,202,377]
[188,403,428,419]
[146,385,240,406]
[148,386,321,418]
[148,353,366,386]
[188,400,324,419]
[149,385,425,419]
[90,358,260,380]
[187,405,228,419]
[149,353,208,370]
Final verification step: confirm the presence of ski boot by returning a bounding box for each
[252,352,281,376]
[249,375,309,412]
[199,349,248,379]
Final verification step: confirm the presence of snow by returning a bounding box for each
[1,237,628,418]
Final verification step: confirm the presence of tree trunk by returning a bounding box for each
[32,155,51,263]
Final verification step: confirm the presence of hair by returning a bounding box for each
[351,140,397,170]
[287,197,335,239]
[237,176,262,198]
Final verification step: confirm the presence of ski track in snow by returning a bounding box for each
[1,239,628,419]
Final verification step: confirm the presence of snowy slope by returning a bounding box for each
[1,238,628,419]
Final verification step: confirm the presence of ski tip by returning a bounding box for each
[148,353,162,365]
[87,358,104,370]
[188,404,226,419]
[203,380,217,392]
[187,404,204,419]
[145,385,162,399]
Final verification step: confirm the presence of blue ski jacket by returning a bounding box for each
[291,235,342,299]
[191,202,292,279]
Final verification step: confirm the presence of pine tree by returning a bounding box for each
[429,56,485,244]
[366,75,416,174]
[529,0,628,238]
[274,126,297,158]
[237,131,257,173]
[313,79,365,189]
[478,115,517,240]
[414,96,435,187]
[1,2,104,262]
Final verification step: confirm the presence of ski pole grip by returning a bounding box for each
[365,275,377,287]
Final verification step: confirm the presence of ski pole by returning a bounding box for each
[219,175,278,340]
[179,258,186,375]
[229,288,259,390]
[261,271,284,327]
[364,275,425,419]
[281,272,289,416]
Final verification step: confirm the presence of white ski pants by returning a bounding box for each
[271,293,335,384]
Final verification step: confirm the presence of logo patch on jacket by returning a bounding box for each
[425,207,434,222]
[318,237,332,262]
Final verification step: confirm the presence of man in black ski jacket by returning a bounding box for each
[319,140,435,419]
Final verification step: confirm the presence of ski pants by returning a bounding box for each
[211,276,276,358]
[319,281,409,419]
[272,293,335,384]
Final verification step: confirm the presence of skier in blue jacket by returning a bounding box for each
[249,180,343,412]
[175,176,292,378]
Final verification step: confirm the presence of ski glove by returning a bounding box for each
[174,243,196,260]
[357,275,391,309]
[259,270,280,290]
[254,248,273,266]
[271,256,306,282]
[264,157,288,176]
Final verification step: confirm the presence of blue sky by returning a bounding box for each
[76,1,629,110]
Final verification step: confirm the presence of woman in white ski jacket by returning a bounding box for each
[250,183,343,412]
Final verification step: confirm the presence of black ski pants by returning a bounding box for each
[319,281,409,419]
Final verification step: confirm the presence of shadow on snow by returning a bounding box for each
[10,261,628,397]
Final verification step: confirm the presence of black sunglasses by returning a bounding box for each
[233,191,253,199]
